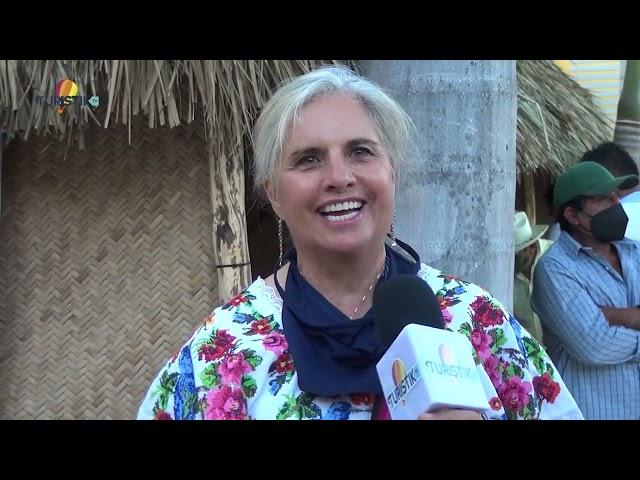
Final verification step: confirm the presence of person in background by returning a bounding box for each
[580,142,640,199]
[513,211,552,345]
[532,157,640,419]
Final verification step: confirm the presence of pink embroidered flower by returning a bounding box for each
[204,385,247,420]
[483,355,503,388]
[218,353,252,385]
[441,308,453,325]
[470,296,505,328]
[470,328,493,361]
[263,331,288,356]
[533,373,561,403]
[498,375,533,412]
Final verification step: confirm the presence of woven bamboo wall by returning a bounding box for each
[0,119,217,419]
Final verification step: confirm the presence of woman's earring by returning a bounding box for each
[389,208,397,247]
[278,217,284,266]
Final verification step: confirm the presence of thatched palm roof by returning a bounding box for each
[516,60,612,180]
[0,60,612,179]
[0,60,340,152]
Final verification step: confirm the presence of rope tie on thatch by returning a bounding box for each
[216,262,251,268]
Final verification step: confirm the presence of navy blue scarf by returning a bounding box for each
[273,239,421,396]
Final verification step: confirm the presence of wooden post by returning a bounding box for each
[522,174,536,225]
[209,140,252,302]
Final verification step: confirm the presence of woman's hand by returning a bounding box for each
[418,408,482,420]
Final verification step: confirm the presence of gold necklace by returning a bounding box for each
[298,259,385,320]
[349,269,383,320]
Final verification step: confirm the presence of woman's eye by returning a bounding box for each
[352,147,372,157]
[297,156,320,166]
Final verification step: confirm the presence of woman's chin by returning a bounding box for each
[316,236,378,257]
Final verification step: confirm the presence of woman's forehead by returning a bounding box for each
[286,94,381,147]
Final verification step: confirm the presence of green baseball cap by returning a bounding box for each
[553,161,639,208]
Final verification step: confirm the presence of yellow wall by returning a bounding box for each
[554,60,622,123]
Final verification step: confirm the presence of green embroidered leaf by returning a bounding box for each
[527,396,540,419]
[505,363,518,378]
[276,396,297,420]
[545,362,555,376]
[301,402,322,420]
[493,328,507,349]
[156,392,168,411]
[159,371,179,391]
[531,354,546,373]
[241,348,263,369]
[458,322,472,336]
[242,375,257,398]
[292,392,320,419]
[521,338,546,372]
[154,371,179,409]
[200,364,220,389]
[297,392,316,406]
[523,337,540,356]
[246,354,262,369]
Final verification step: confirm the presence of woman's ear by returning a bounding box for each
[265,180,282,219]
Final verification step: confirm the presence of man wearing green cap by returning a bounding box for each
[531,157,640,419]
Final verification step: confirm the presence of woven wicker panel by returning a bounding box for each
[0,119,217,419]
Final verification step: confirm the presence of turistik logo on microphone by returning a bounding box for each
[387,358,421,410]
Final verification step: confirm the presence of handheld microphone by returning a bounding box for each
[373,275,488,419]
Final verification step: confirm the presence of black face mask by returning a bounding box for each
[585,203,629,242]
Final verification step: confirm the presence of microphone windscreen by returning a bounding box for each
[372,274,444,345]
